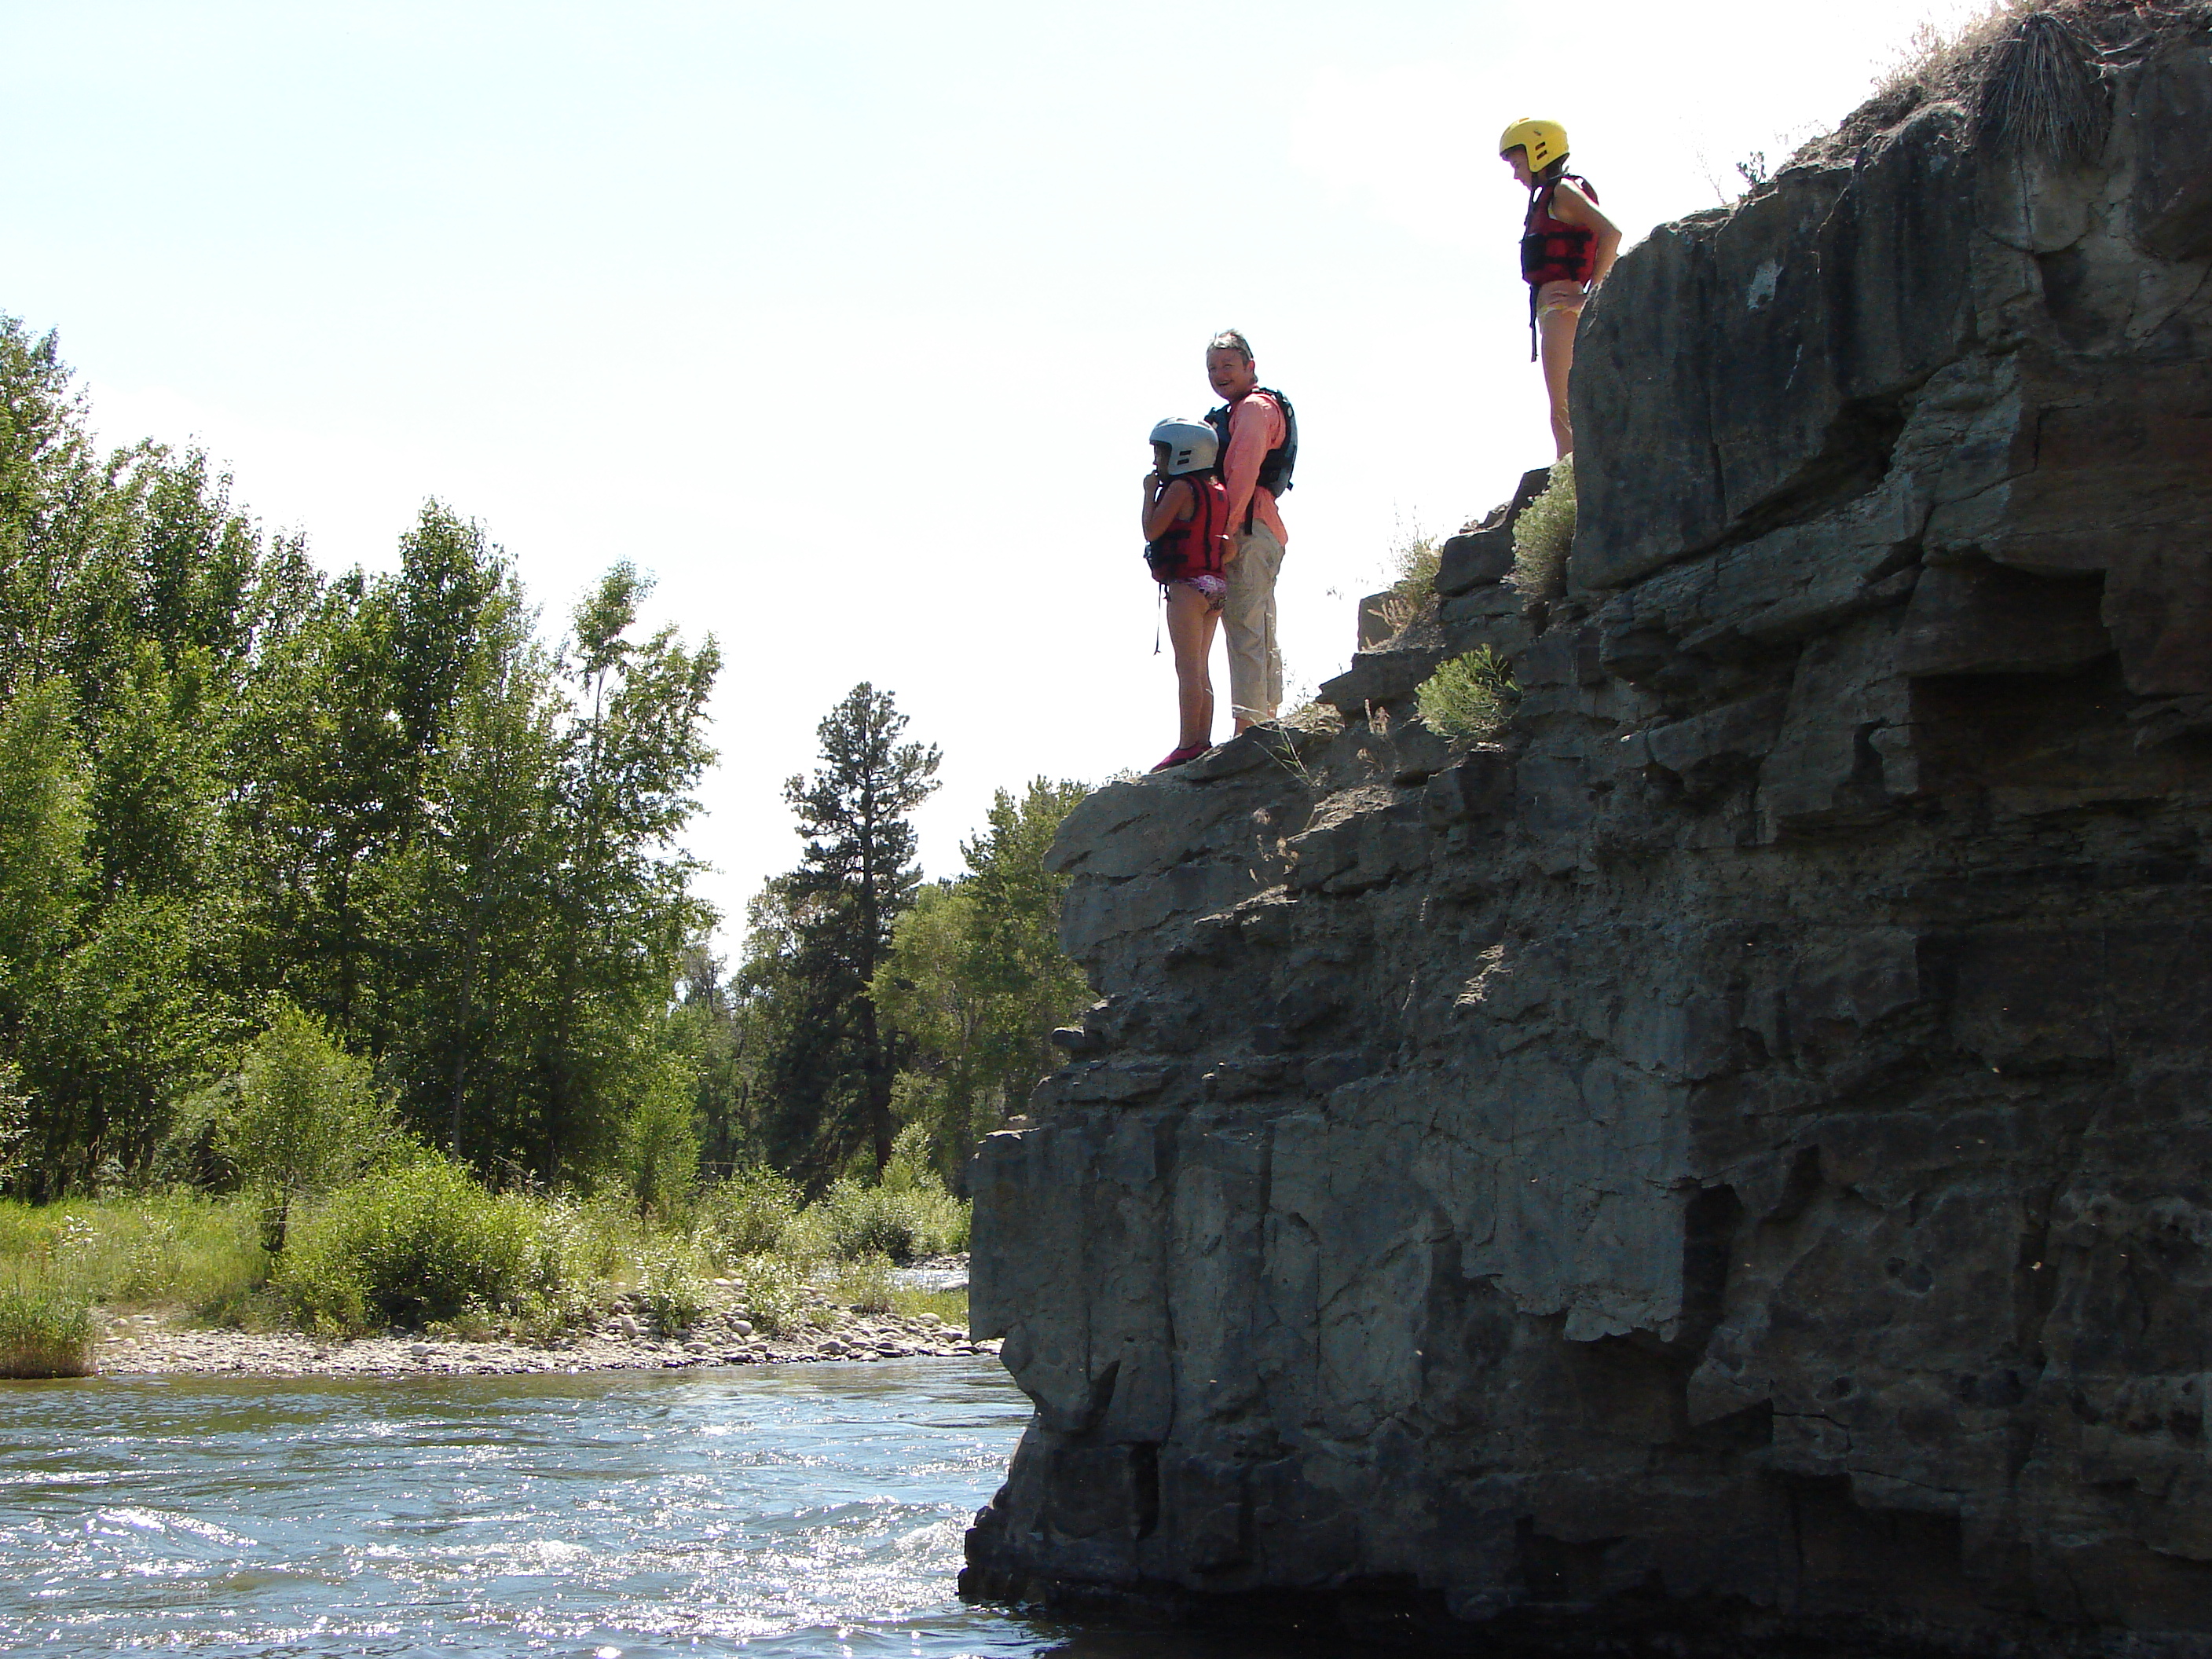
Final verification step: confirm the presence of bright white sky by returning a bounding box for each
[4,0,1984,950]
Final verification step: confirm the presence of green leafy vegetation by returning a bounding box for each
[0,316,720,1196]
[0,312,1108,1346]
[0,1284,95,1378]
[696,1165,802,1255]
[276,1156,560,1335]
[1415,648,1519,741]
[870,781,1091,1189]
[796,1127,969,1262]
[1511,458,1576,607]
[207,1003,401,1249]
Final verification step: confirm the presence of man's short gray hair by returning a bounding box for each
[1207,329,1254,363]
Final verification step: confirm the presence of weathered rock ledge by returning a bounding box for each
[965,15,2212,1653]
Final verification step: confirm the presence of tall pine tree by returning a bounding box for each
[749,684,939,1178]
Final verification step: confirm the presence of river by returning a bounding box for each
[0,1357,1333,1657]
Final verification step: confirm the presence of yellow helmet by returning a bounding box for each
[1498,117,1568,171]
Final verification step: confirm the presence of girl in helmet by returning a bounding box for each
[1500,118,1621,459]
[1141,417,1230,771]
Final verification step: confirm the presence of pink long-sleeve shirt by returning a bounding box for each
[1221,391,1289,545]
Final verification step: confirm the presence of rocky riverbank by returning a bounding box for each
[91,1262,998,1379]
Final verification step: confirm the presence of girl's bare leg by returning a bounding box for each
[1537,285,1585,459]
[1164,584,1218,750]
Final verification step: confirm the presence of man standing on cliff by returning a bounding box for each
[1203,330,1296,731]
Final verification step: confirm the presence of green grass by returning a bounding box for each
[0,1152,974,1342]
[0,1193,270,1320]
[0,1284,97,1378]
[887,1284,969,1327]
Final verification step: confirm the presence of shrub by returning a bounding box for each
[1415,647,1518,740]
[721,1252,815,1337]
[833,1252,896,1316]
[277,1157,557,1334]
[635,1245,706,1335]
[0,1285,95,1379]
[213,1002,399,1249]
[812,1179,969,1263]
[1511,457,1576,608]
[613,1055,702,1220]
[810,1130,971,1264]
[698,1165,800,1258]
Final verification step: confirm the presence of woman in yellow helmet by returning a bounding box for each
[1500,118,1621,459]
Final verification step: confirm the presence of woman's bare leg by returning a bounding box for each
[1164,584,1218,750]
[1537,284,1585,459]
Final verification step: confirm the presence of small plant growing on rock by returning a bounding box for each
[1511,457,1575,609]
[1375,527,1441,638]
[722,1254,811,1337]
[1415,647,1518,740]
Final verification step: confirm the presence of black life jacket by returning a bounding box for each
[1520,172,1599,286]
[1144,471,1229,585]
[1203,387,1297,528]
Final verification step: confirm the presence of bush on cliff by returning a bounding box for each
[1416,647,1518,740]
[1511,457,1575,606]
[276,1156,559,1334]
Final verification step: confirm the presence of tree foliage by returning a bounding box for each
[744,684,940,1181]
[872,778,1090,1185]
[0,313,721,1196]
[211,1002,398,1248]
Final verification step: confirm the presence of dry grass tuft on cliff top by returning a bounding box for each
[1375,528,1442,640]
[1800,0,2192,170]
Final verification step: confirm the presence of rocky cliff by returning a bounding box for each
[965,9,2212,1651]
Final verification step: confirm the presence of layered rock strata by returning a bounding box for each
[965,15,2212,1652]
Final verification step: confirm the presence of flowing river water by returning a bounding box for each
[0,1358,1323,1658]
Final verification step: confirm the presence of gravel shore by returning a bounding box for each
[93,1265,998,1379]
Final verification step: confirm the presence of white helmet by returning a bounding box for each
[1149,417,1218,475]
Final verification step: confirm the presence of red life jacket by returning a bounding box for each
[1144,472,1228,584]
[1521,173,1599,286]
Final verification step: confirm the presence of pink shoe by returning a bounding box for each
[1151,743,1207,772]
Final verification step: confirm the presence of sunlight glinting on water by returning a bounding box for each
[0,1360,1044,1657]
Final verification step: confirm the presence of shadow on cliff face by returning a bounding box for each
[963,4,2212,1653]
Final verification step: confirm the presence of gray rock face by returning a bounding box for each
[963,23,2212,1655]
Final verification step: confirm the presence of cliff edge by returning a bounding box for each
[967,10,2212,1651]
